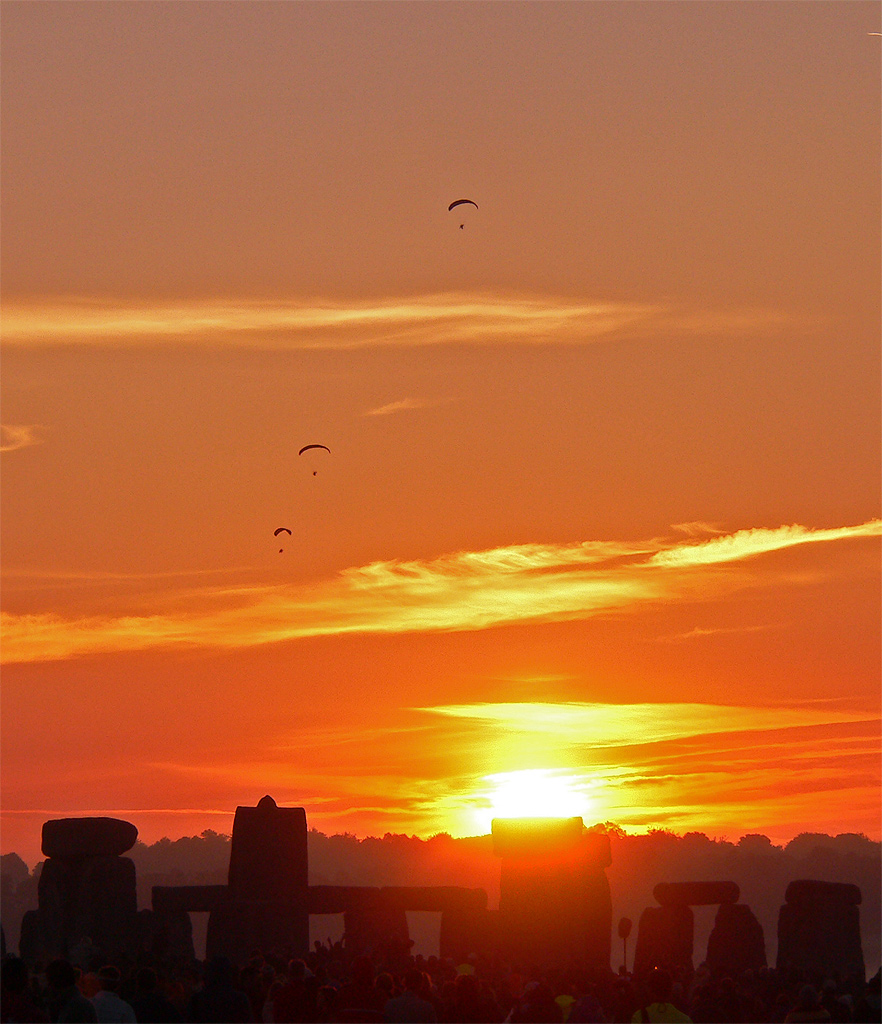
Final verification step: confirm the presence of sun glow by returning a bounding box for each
[472,769,599,835]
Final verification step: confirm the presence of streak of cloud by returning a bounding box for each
[2,518,878,663]
[655,624,777,643]
[415,700,879,748]
[649,521,881,567]
[0,424,44,452]
[670,521,725,537]
[0,294,796,350]
[364,397,445,417]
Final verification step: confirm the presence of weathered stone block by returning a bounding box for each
[778,893,864,977]
[633,904,694,975]
[35,855,137,960]
[227,796,307,900]
[378,886,488,913]
[18,909,46,962]
[343,897,409,957]
[654,881,740,906]
[77,856,138,959]
[307,885,379,915]
[491,817,584,857]
[152,884,229,914]
[785,879,862,905]
[584,831,613,870]
[138,908,195,961]
[42,817,137,859]
[706,903,766,975]
[497,841,612,967]
[440,908,493,961]
[207,897,309,963]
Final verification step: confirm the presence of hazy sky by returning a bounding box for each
[2,1,880,868]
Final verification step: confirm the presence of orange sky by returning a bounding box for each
[2,1,880,869]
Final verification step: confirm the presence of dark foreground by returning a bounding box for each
[3,941,881,1024]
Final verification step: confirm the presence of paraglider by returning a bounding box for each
[299,444,330,475]
[448,199,478,229]
[274,526,292,553]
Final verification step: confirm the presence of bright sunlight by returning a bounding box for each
[471,768,599,835]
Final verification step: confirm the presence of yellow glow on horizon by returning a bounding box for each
[470,769,600,835]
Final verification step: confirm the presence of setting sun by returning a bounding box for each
[471,769,599,834]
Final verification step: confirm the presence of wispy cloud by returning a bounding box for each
[649,522,881,568]
[364,397,447,417]
[2,519,878,663]
[416,701,879,748]
[0,424,44,452]
[655,624,777,643]
[0,294,795,350]
[671,521,725,537]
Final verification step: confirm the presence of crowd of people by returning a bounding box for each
[2,940,880,1024]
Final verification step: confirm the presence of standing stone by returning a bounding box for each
[636,880,745,977]
[208,796,309,960]
[706,903,766,975]
[777,879,864,977]
[26,817,139,962]
[18,910,46,962]
[633,904,694,975]
[493,819,612,968]
[76,856,138,958]
[227,795,308,898]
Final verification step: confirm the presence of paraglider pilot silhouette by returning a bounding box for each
[274,527,292,553]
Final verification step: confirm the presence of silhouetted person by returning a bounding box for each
[46,960,98,1024]
[631,970,692,1023]
[383,968,437,1023]
[130,967,182,1024]
[568,976,607,1024]
[448,972,502,1023]
[334,955,387,1021]
[239,962,267,1023]
[1,955,49,1023]
[272,958,309,1024]
[703,975,741,1023]
[510,982,562,1023]
[91,966,135,1024]
[188,957,252,1023]
[785,985,832,1023]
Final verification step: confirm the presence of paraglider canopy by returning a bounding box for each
[299,443,330,475]
[449,199,478,229]
[273,528,292,537]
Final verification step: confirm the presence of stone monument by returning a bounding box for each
[492,817,612,967]
[20,817,140,963]
[777,879,864,977]
[633,881,753,976]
